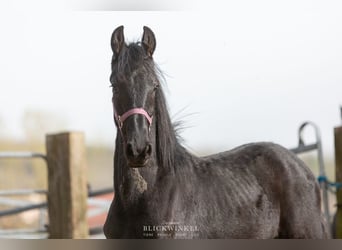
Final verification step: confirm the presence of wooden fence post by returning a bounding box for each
[46,132,89,239]
[335,125,342,238]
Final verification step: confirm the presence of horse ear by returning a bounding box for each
[111,26,125,58]
[142,26,156,57]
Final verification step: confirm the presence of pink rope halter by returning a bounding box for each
[114,108,153,130]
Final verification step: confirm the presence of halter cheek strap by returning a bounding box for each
[114,108,153,130]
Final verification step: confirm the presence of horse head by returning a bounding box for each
[110,26,159,168]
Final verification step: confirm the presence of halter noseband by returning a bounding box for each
[114,108,153,130]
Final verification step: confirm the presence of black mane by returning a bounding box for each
[154,83,184,172]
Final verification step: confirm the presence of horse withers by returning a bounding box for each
[103,26,329,239]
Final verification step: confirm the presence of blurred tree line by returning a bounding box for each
[0,110,113,191]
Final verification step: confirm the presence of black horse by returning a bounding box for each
[104,26,329,239]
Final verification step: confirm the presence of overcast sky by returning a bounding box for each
[0,0,341,156]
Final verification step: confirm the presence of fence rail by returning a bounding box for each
[0,133,113,239]
[0,189,47,196]
[0,188,113,218]
[0,188,113,238]
[0,152,47,160]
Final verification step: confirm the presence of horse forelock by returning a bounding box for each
[112,42,155,80]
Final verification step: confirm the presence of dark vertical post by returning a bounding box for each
[46,132,88,239]
[335,107,342,238]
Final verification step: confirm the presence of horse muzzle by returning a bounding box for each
[114,107,153,168]
[125,141,152,168]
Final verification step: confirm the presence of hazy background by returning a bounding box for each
[1,0,341,156]
[0,0,341,233]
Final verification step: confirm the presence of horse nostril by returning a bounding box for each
[126,143,135,158]
[144,144,152,157]
[126,143,151,160]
